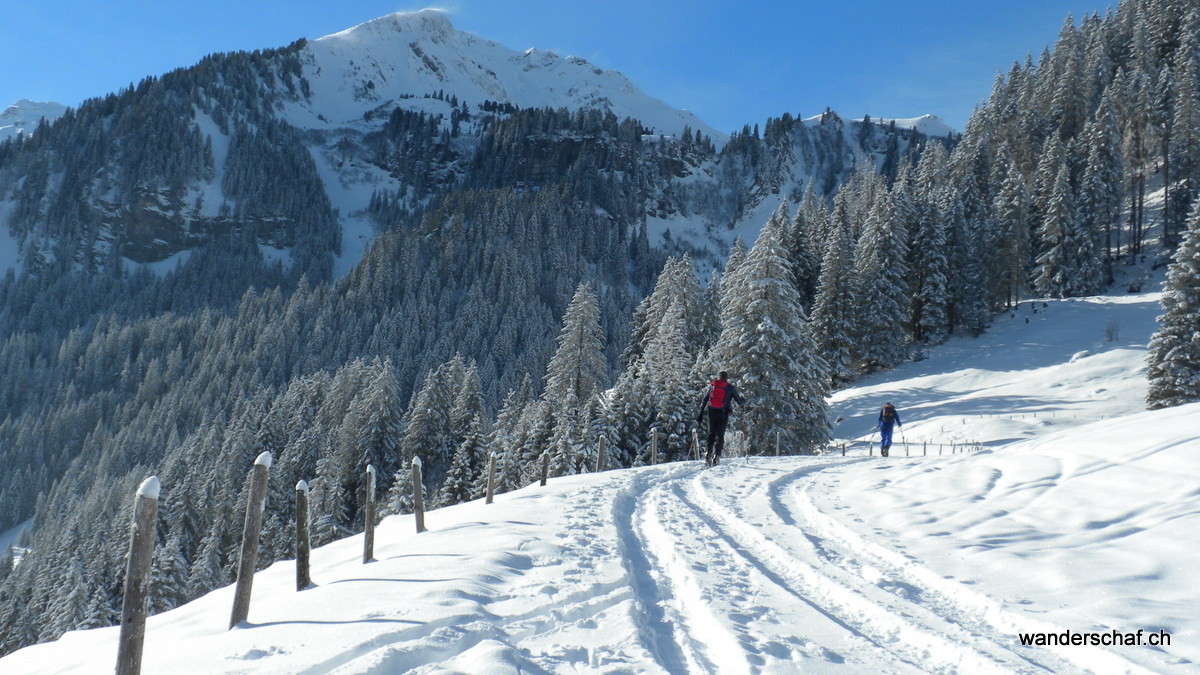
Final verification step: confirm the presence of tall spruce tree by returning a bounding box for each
[1147,197,1200,409]
[711,214,831,453]
[852,193,911,372]
[810,196,858,384]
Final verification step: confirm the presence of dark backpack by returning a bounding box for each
[881,404,895,422]
[709,380,729,408]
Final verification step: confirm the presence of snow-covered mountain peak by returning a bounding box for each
[0,99,68,142]
[800,110,957,138]
[883,114,956,138]
[320,9,456,45]
[294,10,724,141]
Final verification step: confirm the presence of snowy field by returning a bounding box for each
[3,283,1197,674]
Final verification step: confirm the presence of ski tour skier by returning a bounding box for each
[877,402,902,457]
[697,371,746,466]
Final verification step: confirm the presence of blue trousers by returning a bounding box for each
[880,424,895,450]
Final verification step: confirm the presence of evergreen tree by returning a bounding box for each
[810,197,859,384]
[852,193,911,372]
[711,214,831,453]
[1147,197,1200,409]
[1034,163,1080,297]
[544,282,607,410]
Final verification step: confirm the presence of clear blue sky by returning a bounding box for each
[2,1,1107,133]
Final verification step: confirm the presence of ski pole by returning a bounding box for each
[900,426,908,457]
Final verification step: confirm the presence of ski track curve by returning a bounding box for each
[290,456,1164,673]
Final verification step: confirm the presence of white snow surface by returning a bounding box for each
[0,100,67,142]
[4,294,1196,672]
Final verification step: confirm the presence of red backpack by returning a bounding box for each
[709,380,729,408]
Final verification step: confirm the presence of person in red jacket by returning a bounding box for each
[697,371,745,466]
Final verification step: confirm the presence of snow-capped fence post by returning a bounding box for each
[116,476,160,675]
[295,480,311,591]
[485,452,497,504]
[595,435,607,472]
[230,452,271,629]
[363,465,377,563]
[540,451,550,487]
[651,428,658,465]
[412,457,427,534]
[775,431,781,457]
[691,429,699,461]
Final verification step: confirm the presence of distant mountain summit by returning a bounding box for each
[290,10,726,142]
[0,100,68,142]
[0,9,950,277]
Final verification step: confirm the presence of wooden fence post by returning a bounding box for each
[841,443,845,457]
[540,451,550,487]
[116,476,159,675]
[595,436,607,472]
[485,452,497,504]
[230,452,271,629]
[691,429,699,461]
[412,457,426,534]
[775,431,781,457]
[651,428,658,465]
[363,465,376,563]
[924,441,927,456]
[295,480,311,591]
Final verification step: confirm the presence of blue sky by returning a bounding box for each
[2,1,1105,132]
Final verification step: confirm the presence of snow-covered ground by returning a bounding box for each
[4,280,1197,674]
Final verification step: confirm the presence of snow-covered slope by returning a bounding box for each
[4,280,1195,673]
[287,10,724,143]
[0,100,67,142]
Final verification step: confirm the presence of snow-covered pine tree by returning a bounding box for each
[1147,196,1200,409]
[785,201,822,310]
[993,158,1033,307]
[489,375,532,493]
[641,300,697,461]
[398,359,457,490]
[1168,9,1200,241]
[442,413,487,505]
[909,147,953,344]
[1033,163,1079,298]
[710,212,831,454]
[1080,92,1124,276]
[852,192,910,372]
[544,282,607,410]
[810,194,858,385]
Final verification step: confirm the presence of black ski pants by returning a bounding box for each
[705,407,730,459]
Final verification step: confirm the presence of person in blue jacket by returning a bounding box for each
[877,402,902,457]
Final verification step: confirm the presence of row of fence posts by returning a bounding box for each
[838,440,983,456]
[115,424,801,674]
